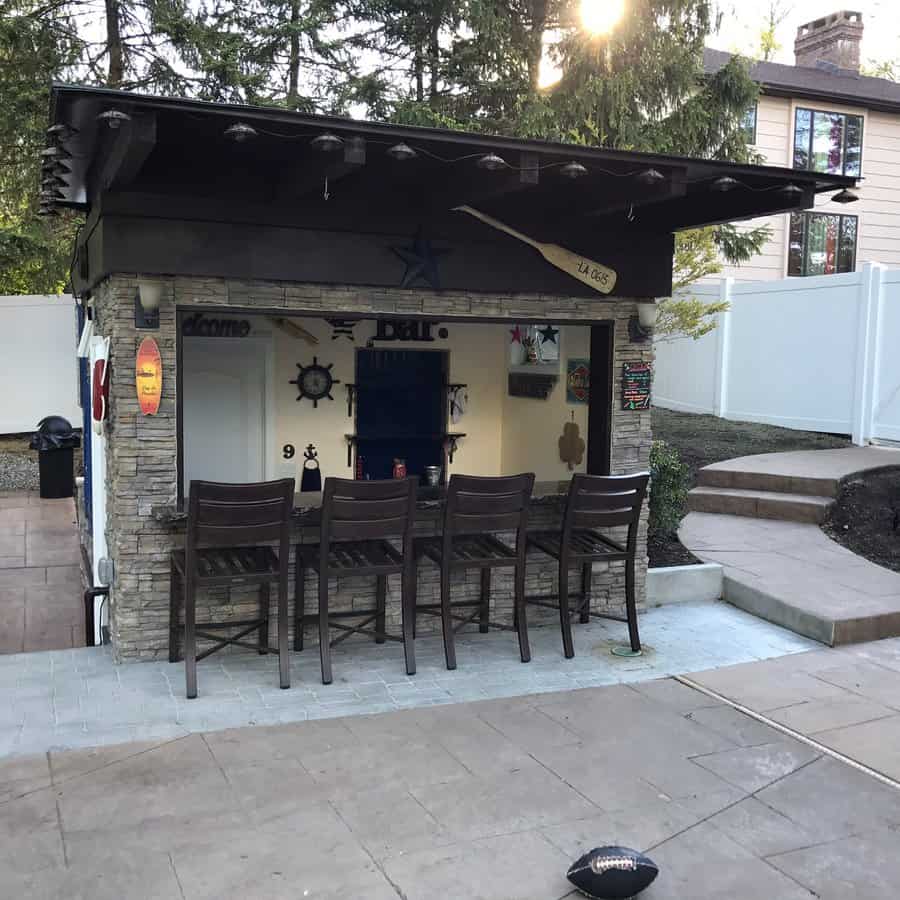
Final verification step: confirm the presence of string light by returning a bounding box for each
[832,188,859,204]
[310,132,343,152]
[560,161,588,179]
[386,142,417,161]
[710,176,739,192]
[46,123,77,140]
[97,109,131,129]
[635,168,665,186]
[224,122,258,143]
[476,152,507,170]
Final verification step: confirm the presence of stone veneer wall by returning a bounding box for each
[92,274,652,661]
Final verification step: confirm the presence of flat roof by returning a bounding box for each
[47,84,856,235]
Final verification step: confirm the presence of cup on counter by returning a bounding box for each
[424,465,441,487]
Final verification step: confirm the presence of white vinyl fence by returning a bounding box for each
[0,295,80,434]
[654,263,900,445]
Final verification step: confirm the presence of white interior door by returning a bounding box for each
[182,336,269,486]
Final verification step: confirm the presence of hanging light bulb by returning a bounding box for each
[386,142,417,161]
[310,132,343,152]
[41,146,72,160]
[635,168,665,186]
[224,122,257,143]
[97,109,131,129]
[832,188,859,204]
[476,152,506,171]
[560,161,588,179]
[710,176,740,192]
[46,123,77,140]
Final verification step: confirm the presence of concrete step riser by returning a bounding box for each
[696,469,836,498]
[687,491,831,524]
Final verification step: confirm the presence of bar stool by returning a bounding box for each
[294,477,417,685]
[526,472,649,659]
[169,478,294,699]
[413,473,535,670]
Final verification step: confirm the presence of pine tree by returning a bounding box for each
[0,0,81,293]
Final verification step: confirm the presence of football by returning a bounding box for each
[566,845,659,899]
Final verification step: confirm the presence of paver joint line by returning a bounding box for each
[676,674,900,794]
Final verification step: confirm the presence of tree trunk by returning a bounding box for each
[428,18,439,103]
[287,0,301,108]
[105,0,124,87]
[414,44,424,102]
[526,0,548,92]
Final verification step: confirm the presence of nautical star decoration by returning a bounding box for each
[290,357,340,408]
[391,230,450,289]
[454,205,617,294]
[566,846,659,899]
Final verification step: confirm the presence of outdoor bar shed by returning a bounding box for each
[46,84,855,661]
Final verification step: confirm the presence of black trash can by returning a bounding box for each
[29,416,81,499]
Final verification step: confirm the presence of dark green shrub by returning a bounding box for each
[649,440,689,538]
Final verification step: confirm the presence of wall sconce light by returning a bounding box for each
[628,301,658,343]
[135,280,162,329]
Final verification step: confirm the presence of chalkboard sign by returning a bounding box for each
[622,362,651,410]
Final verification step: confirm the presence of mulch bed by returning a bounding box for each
[822,467,900,573]
[649,408,852,570]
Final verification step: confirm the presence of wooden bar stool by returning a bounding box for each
[413,473,535,670]
[169,478,294,699]
[526,472,649,659]
[294,477,417,685]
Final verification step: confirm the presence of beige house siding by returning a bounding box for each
[720,93,900,281]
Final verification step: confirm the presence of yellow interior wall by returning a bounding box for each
[238,315,590,484]
[500,325,590,482]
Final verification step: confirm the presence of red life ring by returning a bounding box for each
[92,358,109,432]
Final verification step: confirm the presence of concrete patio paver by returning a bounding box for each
[0,493,83,654]
[0,599,819,758]
[1,659,897,899]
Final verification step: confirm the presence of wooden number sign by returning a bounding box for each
[136,337,163,415]
[622,362,651,410]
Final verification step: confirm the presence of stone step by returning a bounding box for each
[696,467,837,498]
[722,575,900,647]
[687,486,833,524]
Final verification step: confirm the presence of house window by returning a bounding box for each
[793,107,863,176]
[788,212,858,276]
[740,104,757,144]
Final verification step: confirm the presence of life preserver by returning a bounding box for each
[91,340,111,435]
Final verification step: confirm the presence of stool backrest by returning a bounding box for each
[444,473,535,542]
[187,479,295,560]
[320,477,417,545]
[563,472,649,549]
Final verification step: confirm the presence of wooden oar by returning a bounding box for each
[453,205,617,294]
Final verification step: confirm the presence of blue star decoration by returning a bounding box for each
[539,325,559,344]
[392,231,450,289]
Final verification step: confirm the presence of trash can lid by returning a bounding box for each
[36,415,74,434]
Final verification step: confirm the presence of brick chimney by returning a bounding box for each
[794,10,863,72]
